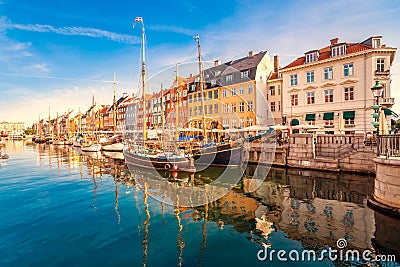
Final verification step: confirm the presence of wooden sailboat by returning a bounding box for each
[191,35,243,167]
[102,73,124,152]
[82,95,101,152]
[123,17,195,173]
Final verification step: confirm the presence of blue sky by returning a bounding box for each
[0,0,399,126]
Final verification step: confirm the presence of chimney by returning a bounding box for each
[248,51,254,57]
[214,59,221,66]
[330,38,339,45]
[273,55,279,73]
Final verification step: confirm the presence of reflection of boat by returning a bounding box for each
[82,95,101,152]
[123,17,195,173]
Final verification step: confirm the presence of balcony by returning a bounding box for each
[379,97,395,107]
[375,70,390,76]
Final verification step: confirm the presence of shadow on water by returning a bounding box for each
[1,140,399,266]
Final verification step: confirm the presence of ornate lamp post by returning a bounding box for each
[371,80,384,135]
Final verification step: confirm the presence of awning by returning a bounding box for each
[384,109,392,116]
[343,110,355,119]
[291,118,299,126]
[305,114,315,121]
[323,112,334,120]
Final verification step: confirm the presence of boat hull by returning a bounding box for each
[123,148,195,173]
[81,144,102,152]
[102,142,124,152]
[192,143,243,167]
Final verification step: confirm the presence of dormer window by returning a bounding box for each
[331,44,346,57]
[373,38,382,48]
[215,70,221,76]
[305,51,319,63]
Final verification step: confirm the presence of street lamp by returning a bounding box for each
[371,80,384,134]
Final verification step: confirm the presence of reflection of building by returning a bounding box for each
[0,121,24,135]
[281,36,396,134]
[253,167,375,250]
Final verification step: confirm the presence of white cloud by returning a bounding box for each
[148,25,197,36]
[0,16,141,44]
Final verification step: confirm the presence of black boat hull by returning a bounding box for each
[192,143,243,167]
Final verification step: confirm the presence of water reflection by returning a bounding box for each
[2,140,399,266]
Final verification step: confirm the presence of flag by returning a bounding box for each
[135,17,143,23]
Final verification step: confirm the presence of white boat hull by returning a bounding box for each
[81,144,101,152]
[101,142,124,152]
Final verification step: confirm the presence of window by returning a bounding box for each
[214,104,218,114]
[325,120,334,126]
[290,74,298,86]
[239,86,244,95]
[194,94,197,102]
[305,52,318,63]
[208,90,212,100]
[231,87,236,96]
[307,92,315,104]
[345,118,354,125]
[183,90,187,97]
[278,101,281,111]
[269,86,275,96]
[222,104,229,114]
[231,102,237,112]
[198,106,202,115]
[215,70,221,76]
[214,89,218,99]
[373,38,381,48]
[167,103,170,109]
[231,118,237,128]
[241,70,249,79]
[331,44,346,57]
[277,85,281,95]
[291,94,298,106]
[343,111,355,126]
[226,74,233,82]
[248,84,253,94]
[270,102,276,112]
[324,90,334,102]
[211,79,216,86]
[194,107,197,116]
[344,87,354,101]
[208,104,213,114]
[248,118,253,126]
[248,101,253,111]
[377,58,385,72]
[223,118,229,127]
[307,71,314,83]
[343,63,354,77]
[222,89,227,98]
[166,94,170,101]
[239,118,245,128]
[324,67,333,80]
[239,102,245,112]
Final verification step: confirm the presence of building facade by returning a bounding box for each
[0,121,24,135]
[281,36,396,134]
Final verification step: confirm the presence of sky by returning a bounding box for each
[0,0,399,127]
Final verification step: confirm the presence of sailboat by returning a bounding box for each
[82,95,102,152]
[102,73,124,152]
[53,112,65,145]
[73,109,83,147]
[123,17,195,173]
[190,35,243,167]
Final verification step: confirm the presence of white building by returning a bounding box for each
[281,36,397,134]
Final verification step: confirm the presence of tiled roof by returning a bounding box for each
[282,42,374,70]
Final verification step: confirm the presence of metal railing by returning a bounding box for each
[377,135,400,157]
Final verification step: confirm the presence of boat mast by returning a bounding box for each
[195,35,207,140]
[48,107,51,138]
[134,17,147,143]
[113,72,117,136]
[175,63,180,147]
[91,94,95,142]
[161,83,165,130]
[56,112,59,139]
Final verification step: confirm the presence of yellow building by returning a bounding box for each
[187,51,275,131]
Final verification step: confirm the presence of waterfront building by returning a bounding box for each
[281,36,397,134]
[187,51,274,130]
[116,96,133,133]
[164,76,190,129]
[266,55,284,125]
[0,121,24,135]
[104,94,129,132]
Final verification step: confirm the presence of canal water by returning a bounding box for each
[0,140,399,267]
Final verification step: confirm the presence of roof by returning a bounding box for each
[282,38,393,70]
